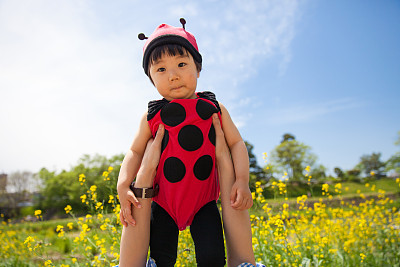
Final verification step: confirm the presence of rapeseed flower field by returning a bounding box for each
[1,166,400,266]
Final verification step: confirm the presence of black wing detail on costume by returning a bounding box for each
[147,99,169,121]
[197,91,221,113]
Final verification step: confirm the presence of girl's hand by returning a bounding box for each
[119,188,140,227]
[118,124,165,227]
[230,180,253,210]
[212,113,253,210]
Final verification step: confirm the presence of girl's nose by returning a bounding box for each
[169,70,179,81]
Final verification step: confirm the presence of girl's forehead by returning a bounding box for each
[153,53,192,65]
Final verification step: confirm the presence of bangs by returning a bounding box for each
[149,44,189,66]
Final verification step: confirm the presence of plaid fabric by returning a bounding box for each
[117,259,266,267]
[237,263,266,267]
[146,258,157,267]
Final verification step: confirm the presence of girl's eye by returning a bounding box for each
[178,62,186,67]
[157,67,166,72]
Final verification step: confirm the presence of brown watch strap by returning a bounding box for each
[130,182,159,198]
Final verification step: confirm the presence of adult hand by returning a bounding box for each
[212,114,230,161]
[119,124,165,227]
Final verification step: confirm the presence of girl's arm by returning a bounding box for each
[219,102,253,210]
[213,114,256,266]
[117,112,153,226]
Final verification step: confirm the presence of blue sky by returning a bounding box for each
[0,0,399,175]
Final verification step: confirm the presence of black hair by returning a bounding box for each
[148,44,202,84]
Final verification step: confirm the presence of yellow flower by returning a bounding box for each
[322,184,329,192]
[108,166,114,172]
[64,205,72,214]
[90,185,97,192]
[72,258,77,263]
[44,260,52,266]
[305,166,310,172]
[34,210,41,216]
[370,171,375,176]
[78,174,86,185]
[334,183,342,193]
[80,194,87,203]
[24,236,35,245]
[67,222,74,230]
[82,224,90,232]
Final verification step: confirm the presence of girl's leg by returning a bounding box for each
[190,201,226,267]
[149,202,179,267]
[119,197,152,267]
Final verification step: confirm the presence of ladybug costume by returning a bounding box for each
[139,19,226,266]
[147,91,221,230]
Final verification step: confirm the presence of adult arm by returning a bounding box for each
[119,124,164,267]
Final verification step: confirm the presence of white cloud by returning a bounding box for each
[197,0,300,88]
[0,0,303,173]
[266,98,363,124]
[0,1,155,172]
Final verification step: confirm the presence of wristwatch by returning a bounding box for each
[130,182,159,198]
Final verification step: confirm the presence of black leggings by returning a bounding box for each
[149,201,226,267]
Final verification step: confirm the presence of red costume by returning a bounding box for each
[147,91,221,230]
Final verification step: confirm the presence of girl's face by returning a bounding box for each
[149,52,199,101]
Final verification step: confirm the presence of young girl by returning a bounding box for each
[117,19,255,266]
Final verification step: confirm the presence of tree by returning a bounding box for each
[270,134,317,182]
[37,153,124,218]
[244,140,268,191]
[386,153,400,176]
[386,131,400,176]
[281,133,295,143]
[357,152,386,178]
[334,167,345,180]
[310,164,327,180]
[245,141,267,179]
[346,169,361,182]
[1,171,35,218]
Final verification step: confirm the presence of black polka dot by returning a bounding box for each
[178,125,203,151]
[208,124,216,146]
[161,103,186,127]
[196,99,218,120]
[163,157,185,183]
[193,155,213,181]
